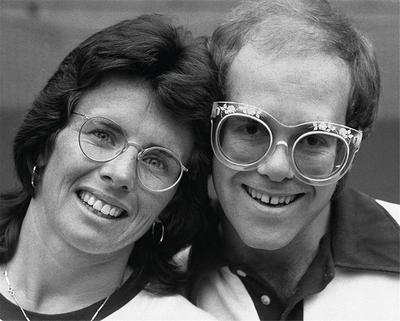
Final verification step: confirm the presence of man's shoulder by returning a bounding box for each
[193,265,400,320]
[305,267,400,320]
[338,188,399,218]
[104,290,217,320]
[376,198,400,224]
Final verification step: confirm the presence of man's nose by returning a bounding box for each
[99,146,139,191]
[256,141,295,182]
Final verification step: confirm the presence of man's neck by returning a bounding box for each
[221,204,330,301]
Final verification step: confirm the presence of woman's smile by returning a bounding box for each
[77,190,127,219]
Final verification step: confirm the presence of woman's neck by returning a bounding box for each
[0,204,133,314]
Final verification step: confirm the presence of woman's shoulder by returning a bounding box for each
[103,289,217,320]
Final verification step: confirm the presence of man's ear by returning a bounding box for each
[207,175,217,200]
[207,175,219,209]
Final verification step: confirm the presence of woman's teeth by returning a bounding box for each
[246,186,297,206]
[79,191,124,218]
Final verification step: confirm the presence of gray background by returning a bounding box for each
[1,0,399,203]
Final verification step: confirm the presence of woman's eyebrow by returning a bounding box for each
[94,118,125,135]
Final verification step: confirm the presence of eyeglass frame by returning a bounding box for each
[71,111,188,192]
[210,102,363,186]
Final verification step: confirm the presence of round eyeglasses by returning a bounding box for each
[72,112,188,192]
[211,102,363,186]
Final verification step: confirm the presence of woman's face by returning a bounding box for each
[33,76,194,255]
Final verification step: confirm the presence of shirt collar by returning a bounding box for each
[330,188,400,273]
[222,187,399,273]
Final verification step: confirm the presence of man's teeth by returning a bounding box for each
[247,187,296,205]
[79,191,124,217]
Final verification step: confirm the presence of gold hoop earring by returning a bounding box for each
[152,220,165,245]
[31,165,40,189]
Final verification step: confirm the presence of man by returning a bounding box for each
[189,0,400,320]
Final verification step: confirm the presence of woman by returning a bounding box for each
[0,14,218,320]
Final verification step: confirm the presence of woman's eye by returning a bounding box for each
[143,157,165,169]
[91,130,114,145]
[95,131,108,140]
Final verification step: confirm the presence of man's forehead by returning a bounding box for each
[230,44,349,85]
[226,45,351,124]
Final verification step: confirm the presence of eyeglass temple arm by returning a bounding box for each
[71,111,89,119]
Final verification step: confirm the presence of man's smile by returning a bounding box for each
[243,184,304,207]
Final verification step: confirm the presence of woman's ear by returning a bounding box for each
[40,128,61,167]
[34,152,48,169]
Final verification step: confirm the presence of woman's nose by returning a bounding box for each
[256,142,295,182]
[99,147,138,191]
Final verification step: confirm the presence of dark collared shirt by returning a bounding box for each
[229,232,334,320]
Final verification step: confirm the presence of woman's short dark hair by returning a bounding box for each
[0,14,218,294]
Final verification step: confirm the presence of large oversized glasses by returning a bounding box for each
[211,102,363,186]
[72,112,188,192]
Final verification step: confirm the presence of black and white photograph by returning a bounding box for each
[1,1,399,320]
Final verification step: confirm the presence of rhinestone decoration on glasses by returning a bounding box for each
[72,112,188,192]
[210,102,363,186]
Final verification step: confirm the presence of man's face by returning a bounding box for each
[212,45,351,250]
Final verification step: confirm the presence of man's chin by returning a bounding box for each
[239,229,296,251]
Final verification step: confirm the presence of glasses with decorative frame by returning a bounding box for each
[72,112,188,192]
[210,102,363,186]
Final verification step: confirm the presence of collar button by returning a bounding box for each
[236,269,247,278]
[261,294,271,306]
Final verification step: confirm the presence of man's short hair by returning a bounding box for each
[210,0,380,138]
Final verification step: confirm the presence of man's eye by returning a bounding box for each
[244,123,260,135]
[300,135,334,149]
[305,136,322,146]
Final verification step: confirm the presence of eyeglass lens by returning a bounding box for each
[218,115,348,180]
[79,117,182,191]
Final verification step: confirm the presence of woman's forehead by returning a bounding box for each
[75,76,194,158]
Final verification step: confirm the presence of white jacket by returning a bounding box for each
[104,290,217,320]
